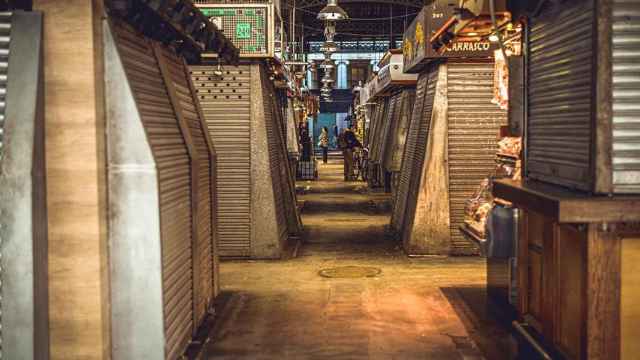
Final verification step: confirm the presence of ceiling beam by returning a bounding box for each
[295,0,425,9]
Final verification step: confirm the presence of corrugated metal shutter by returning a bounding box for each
[112,25,194,359]
[527,0,595,191]
[611,0,640,193]
[368,98,388,164]
[190,65,252,258]
[402,67,439,241]
[0,12,9,163]
[391,73,428,231]
[155,48,215,328]
[271,83,301,235]
[386,89,416,172]
[260,66,288,243]
[447,62,507,255]
[379,91,401,171]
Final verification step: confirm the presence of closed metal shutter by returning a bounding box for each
[270,82,301,235]
[260,66,288,243]
[368,98,390,187]
[447,62,507,255]
[385,89,416,172]
[379,91,401,171]
[391,73,428,231]
[527,0,595,191]
[155,48,216,327]
[112,25,194,360]
[611,0,640,193]
[402,67,439,241]
[191,65,252,258]
[0,12,9,163]
[368,98,388,163]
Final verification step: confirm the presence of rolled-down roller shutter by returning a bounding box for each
[191,66,252,258]
[400,66,439,241]
[155,47,217,327]
[447,62,507,255]
[385,89,416,172]
[369,98,388,164]
[376,97,394,163]
[379,92,400,172]
[267,76,302,235]
[527,0,595,191]
[112,25,194,360]
[612,0,640,193]
[260,66,288,244]
[391,73,428,231]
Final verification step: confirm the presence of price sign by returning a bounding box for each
[236,23,252,39]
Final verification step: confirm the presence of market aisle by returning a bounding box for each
[203,159,496,359]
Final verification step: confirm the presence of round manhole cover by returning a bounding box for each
[318,266,382,279]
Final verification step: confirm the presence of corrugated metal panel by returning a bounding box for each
[0,11,10,164]
[386,89,416,172]
[527,1,595,191]
[191,65,252,258]
[271,85,301,235]
[112,26,194,360]
[402,67,439,242]
[612,0,640,193]
[379,91,401,172]
[156,48,215,328]
[368,98,388,164]
[260,66,288,243]
[447,62,507,255]
[391,73,428,231]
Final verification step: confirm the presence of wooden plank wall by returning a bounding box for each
[32,1,110,359]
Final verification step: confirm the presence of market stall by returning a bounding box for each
[492,0,640,358]
[393,3,509,255]
[190,2,301,259]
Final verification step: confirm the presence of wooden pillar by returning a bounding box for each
[32,1,110,359]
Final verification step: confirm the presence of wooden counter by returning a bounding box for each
[493,179,640,360]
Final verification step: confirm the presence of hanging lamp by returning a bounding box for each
[317,0,349,21]
[319,59,335,70]
[320,40,339,54]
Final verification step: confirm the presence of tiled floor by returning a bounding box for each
[203,160,511,359]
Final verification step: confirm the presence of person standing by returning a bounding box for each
[337,129,352,181]
[299,121,311,161]
[319,127,329,164]
[342,126,362,181]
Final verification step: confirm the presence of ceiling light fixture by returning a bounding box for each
[319,59,335,70]
[320,40,339,54]
[317,0,349,21]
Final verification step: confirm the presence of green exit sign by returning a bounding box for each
[236,23,252,39]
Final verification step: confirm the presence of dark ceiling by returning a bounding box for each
[283,0,427,43]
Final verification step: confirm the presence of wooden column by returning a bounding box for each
[32,1,110,359]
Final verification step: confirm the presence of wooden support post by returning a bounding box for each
[587,224,621,359]
[32,0,110,358]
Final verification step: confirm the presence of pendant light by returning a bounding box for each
[321,76,335,84]
[319,59,335,70]
[320,41,339,54]
[317,0,349,21]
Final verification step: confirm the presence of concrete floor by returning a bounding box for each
[203,160,511,359]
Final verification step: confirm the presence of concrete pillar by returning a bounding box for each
[32,1,110,359]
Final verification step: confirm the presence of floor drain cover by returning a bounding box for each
[319,266,382,279]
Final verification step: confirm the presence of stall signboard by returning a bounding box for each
[403,1,498,73]
[197,4,282,58]
[439,39,499,57]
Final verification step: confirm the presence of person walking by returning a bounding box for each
[318,127,329,164]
